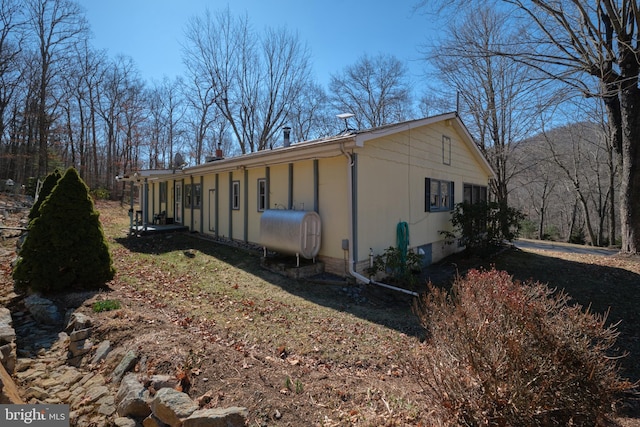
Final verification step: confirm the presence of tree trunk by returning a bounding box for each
[618,87,640,253]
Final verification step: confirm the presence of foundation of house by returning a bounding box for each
[260,255,325,280]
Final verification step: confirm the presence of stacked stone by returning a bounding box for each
[115,375,248,427]
[1,294,250,426]
[0,307,16,374]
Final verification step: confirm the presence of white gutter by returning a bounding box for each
[342,147,419,297]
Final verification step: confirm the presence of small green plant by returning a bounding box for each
[284,377,304,394]
[367,246,423,287]
[92,299,121,312]
[91,187,111,200]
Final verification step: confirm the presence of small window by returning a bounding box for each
[463,183,488,204]
[442,135,451,165]
[193,183,202,208]
[425,178,454,212]
[257,179,267,211]
[232,181,240,210]
[184,184,192,208]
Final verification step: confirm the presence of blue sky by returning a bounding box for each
[79,0,441,89]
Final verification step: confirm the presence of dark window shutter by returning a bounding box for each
[425,178,431,212]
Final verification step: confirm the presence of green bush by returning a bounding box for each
[13,167,115,293]
[542,225,561,241]
[91,187,111,200]
[449,201,524,255]
[519,218,537,239]
[367,246,423,288]
[25,177,38,198]
[569,226,586,245]
[411,268,629,426]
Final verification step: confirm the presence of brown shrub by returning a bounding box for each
[411,268,631,426]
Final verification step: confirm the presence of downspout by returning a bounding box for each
[341,145,418,297]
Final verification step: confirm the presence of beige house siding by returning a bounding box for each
[269,164,289,209]
[352,121,491,273]
[316,156,349,262]
[136,113,495,279]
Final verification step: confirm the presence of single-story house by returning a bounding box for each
[122,112,495,282]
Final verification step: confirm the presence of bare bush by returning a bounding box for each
[411,268,631,426]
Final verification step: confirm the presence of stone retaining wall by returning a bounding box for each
[0,296,248,427]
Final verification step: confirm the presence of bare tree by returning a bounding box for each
[181,68,219,165]
[0,0,26,180]
[96,55,140,194]
[0,0,23,142]
[329,53,412,129]
[183,7,311,154]
[286,80,334,143]
[420,0,640,253]
[25,0,87,177]
[147,77,185,168]
[426,8,548,207]
[511,133,564,240]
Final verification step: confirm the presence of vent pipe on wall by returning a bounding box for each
[283,126,291,147]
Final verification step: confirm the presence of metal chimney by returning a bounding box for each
[283,126,291,147]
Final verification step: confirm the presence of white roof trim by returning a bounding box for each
[141,113,496,182]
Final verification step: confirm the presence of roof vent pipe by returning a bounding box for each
[283,126,291,147]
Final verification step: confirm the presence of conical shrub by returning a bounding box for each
[13,167,115,292]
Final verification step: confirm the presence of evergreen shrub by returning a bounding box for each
[13,167,115,293]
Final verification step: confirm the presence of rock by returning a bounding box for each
[97,394,116,416]
[0,342,16,373]
[51,332,70,352]
[147,374,179,391]
[111,350,138,384]
[91,340,111,364]
[151,388,198,427]
[69,338,93,357]
[0,308,12,327]
[57,368,83,386]
[116,374,151,418]
[14,358,32,372]
[24,294,62,325]
[69,327,92,342]
[0,325,15,345]
[114,417,140,427]
[143,414,170,427]
[182,407,249,427]
[65,312,93,333]
[84,385,109,404]
[114,416,140,427]
[25,385,49,400]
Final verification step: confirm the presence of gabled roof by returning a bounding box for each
[144,112,496,181]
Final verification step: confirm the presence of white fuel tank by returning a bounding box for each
[260,210,321,259]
